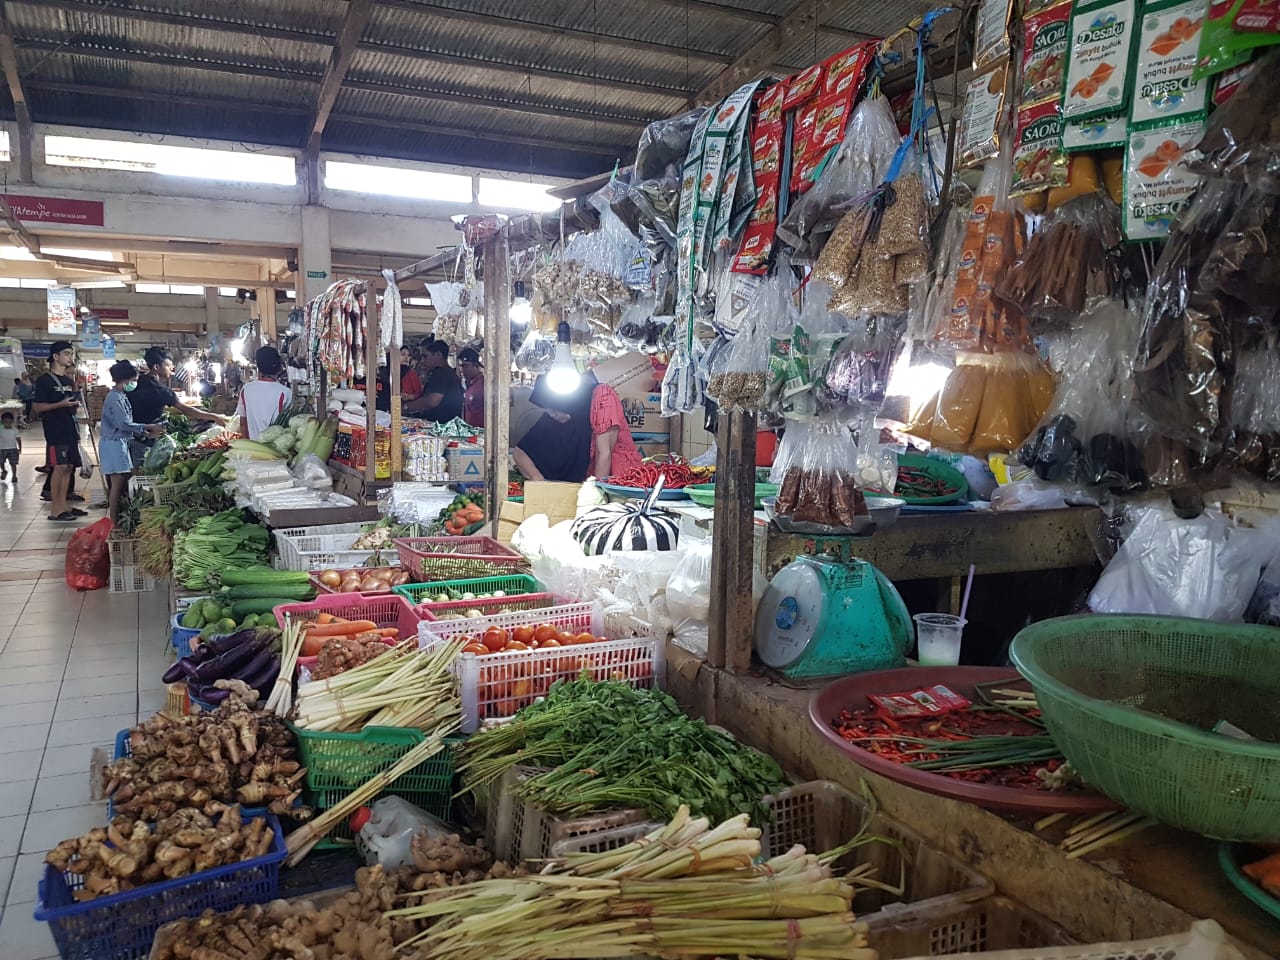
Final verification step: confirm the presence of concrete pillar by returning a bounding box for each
[257,286,277,342]
[203,286,219,347]
[298,205,333,304]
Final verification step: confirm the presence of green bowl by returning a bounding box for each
[686,482,778,508]
[895,453,969,505]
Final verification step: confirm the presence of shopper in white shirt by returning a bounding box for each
[236,346,292,440]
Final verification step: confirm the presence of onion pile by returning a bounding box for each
[315,566,413,594]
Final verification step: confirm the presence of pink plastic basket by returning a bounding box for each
[393,536,527,582]
[274,592,421,642]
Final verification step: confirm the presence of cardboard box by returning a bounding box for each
[632,432,671,460]
[618,392,671,435]
[497,481,580,543]
[446,442,485,481]
[591,352,659,396]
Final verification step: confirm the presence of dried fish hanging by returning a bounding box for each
[306,278,370,383]
[379,268,403,351]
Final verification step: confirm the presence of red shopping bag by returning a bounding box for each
[65,517,113,591]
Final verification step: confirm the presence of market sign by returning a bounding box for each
[3,193,105,227]
[95,307,129,321]
[46,285,77,337]
[82,315,102,348]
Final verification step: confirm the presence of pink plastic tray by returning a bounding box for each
[809,666,1117,814]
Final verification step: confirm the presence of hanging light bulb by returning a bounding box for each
[546,320,581,394]
[510,279,532,328]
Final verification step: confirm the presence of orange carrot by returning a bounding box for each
[378,628,399,639]
[304,619,378,637]
[314,612,339,625]
[1243,850,1280,879]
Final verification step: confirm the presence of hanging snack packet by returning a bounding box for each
[1194,0,1280,78]
[1211,59,1255,104]
[783,63,824,112]
[974,0,1016,73]
[1062,0,1141,122]
[1130,0,1209,126]
[1022,2,1072,105]
[1123,118,1206,241]
[1234,0,1280,33]
[958,69,1008,168]
[1062,112,1128,151]
[1011,100,1069,196]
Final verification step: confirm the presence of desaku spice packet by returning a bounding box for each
[1130,0,1210,126]
[1062,0,1141,122]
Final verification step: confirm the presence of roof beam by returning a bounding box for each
[23,0,336,46]
[696,0,872,103]
[20,40,655,127]
[329,111,625,159]
[647,0,876,41]
[25,79,309,116]
[375,0,734,64]
[309,0,374,152]
[0,2,32,181]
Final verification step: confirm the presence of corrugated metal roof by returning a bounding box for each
[3,0,964,179]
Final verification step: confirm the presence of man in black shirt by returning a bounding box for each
[32,341,83,521]
[129,347,226,466]
[404,340,463,423]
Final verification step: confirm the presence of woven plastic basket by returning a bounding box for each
[1012,614,1280,842]
[393,535,527,582]
[892,918,1246,960]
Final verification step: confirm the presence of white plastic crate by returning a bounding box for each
[128,474,161,498]
[420,602,661,733]
[108,538,156,594]
[896,919,1245,960]
[272,523,396,572]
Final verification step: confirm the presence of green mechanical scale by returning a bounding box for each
[755,556,912,679]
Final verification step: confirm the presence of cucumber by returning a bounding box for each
[226,582,315,601]
[220,567,312,587]
[231,598,299,619]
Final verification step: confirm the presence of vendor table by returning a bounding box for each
[764,506,1107,581]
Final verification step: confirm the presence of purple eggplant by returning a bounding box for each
[206,629,261,655]
[162,661,187,684]
[196,685,233,704]
[240,655,280,696]
[230,646,276,685]
[191,635,271,683]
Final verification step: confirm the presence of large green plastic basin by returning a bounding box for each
[1012,614,1280,841]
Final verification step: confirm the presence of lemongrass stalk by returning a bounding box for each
[1064,817,1154,859]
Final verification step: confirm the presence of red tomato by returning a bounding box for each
[461,642,488,657]
[503,640,530,652]
[538,638,560,648]
[494,698,517,717]
[512,625,535,645]
[574,631,596,646]
[482,628,509,652]
[533,624,559,644]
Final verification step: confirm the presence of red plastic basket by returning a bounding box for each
[274,592,421,643]
[393,535,527,582]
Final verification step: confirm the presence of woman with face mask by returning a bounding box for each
[100,360,165,524]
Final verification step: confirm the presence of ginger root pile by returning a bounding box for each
[46,804,274,902]
[153,861,528,960]
[310,637,390,681]
[103,697,311,822]
[409,831,493,876]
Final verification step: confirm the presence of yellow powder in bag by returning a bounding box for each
[931,363,987,451]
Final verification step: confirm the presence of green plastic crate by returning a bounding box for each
[393,573,544,606]
[1012,614,1280,842]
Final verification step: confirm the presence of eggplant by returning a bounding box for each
[242,657,281,697]
[231,646,277,686]
[206,628,261,655]
[188,644,214,664]
[162,660,187,684]
[191,635,271,683]
[196,686,232,704]
[180,658,204,679]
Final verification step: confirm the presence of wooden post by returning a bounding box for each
[363,282,377,487]
[481,234,511,527]
[708,408,758,673]
[389,328,401,482]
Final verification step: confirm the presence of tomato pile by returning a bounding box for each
[452,623,651,719]
[606,455,712,489]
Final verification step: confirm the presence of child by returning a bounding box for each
[0,411,19,480]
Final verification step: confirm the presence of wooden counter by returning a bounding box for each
[663,644,1278,959]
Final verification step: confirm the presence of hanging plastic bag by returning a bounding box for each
[769,419,868,529]
[1223,346,1280,482]
[667,535,714,657]
[66,518,113,591]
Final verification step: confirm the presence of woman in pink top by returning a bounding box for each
[512,371,643,482]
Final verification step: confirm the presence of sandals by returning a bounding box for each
[48,512,79,522]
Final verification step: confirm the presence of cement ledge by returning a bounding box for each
[663,641,1278,960]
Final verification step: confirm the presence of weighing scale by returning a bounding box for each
[755,556,912,679]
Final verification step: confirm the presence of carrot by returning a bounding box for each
[1244,851,1280,880]
[304,619,378,637]
[378,628,399,638]
[314,612,340,625]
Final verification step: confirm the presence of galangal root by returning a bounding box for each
[45,805,275,901]
[103,696,312,822]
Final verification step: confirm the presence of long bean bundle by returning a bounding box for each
[389,807,874,960]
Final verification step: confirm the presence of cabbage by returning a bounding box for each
[259,425,285,443]
[289,414,316,431]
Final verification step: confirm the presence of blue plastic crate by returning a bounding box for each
[35,814,286,960]
[169,612,198,659]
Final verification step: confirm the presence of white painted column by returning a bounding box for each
[203,286,219,347]
[298,205,333,303]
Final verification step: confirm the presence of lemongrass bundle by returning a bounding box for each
[265,617,305,717]
[284,728,457,865]
[388,807,875,960]
[293,638,462,732]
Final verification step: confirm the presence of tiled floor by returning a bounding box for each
[0,444,171,959]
